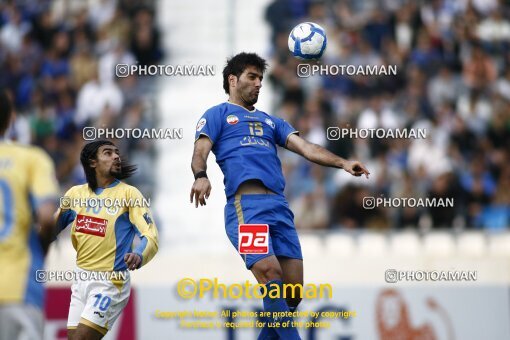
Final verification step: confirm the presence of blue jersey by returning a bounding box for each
[194,102,298,198]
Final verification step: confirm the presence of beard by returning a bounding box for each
[110,164,122,178]
[242,93,258,106]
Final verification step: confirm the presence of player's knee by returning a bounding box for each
[286,296,302,310]
[253,262,283,283]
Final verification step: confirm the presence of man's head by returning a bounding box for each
[0,88,13,137]
[80,140,136,190]
[223,52,268,106]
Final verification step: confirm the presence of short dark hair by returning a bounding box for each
[80,140,137,191]
[0,88,12,136]
[222,52,268,94]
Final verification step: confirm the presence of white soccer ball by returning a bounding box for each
[288,22,327,60]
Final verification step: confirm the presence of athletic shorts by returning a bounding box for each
[0,304,43,340]
[224,194,302,269]
[67,267,130,335]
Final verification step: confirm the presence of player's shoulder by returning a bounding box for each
[5,142,52,161]
[64,183,89,197]
[255,108,277,119]
[205,102,228,114]
[256,110,285,125]
[116,181,145,198]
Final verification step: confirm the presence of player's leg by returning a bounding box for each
[250,255,283,283]
[224,195,301,340]
[0,304,43,340]
[278,257,304,311]
[250,256,301,340]
[67,278,85,340]
[68,321,105,340]
[68,269,130,340]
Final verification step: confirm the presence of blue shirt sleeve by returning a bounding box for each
[274,117,298,147]
[194,107,222,144]
[55,209,77,237]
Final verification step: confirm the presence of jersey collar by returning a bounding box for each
[226,101,256,113]
[94,178,120,195]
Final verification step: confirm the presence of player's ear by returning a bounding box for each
[89,158,97,169]
[228,74,237,90]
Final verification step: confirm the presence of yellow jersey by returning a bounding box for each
[56,179,158,271]
[0,141,59,308]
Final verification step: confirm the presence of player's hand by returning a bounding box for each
[344,160,370,179]
[190,177,212,208]
[124,253,142,270]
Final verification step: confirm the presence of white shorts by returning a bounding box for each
[0,304,43,340]
[67,267,130,335]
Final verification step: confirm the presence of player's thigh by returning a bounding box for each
[81,279,130,333]
[278,257,303,285]
[67,280,85,332]
[69,322,104,340]
[250,255,284,284]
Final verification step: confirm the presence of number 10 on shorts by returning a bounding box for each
[238,224,269,254]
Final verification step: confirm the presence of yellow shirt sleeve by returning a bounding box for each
[128,187,159,267]
[28,147,59,207]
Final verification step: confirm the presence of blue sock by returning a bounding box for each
[258,280,301,340]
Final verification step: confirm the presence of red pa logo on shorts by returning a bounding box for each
[238,224,269,254]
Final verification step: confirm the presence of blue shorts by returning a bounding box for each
[224,194,303,269]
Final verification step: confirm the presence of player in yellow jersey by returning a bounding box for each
[0,89,59,340]
[54,140,158,339]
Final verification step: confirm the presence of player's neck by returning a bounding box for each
[228,97,254,111]
[96,176,117,189]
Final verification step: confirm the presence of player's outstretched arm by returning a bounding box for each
[190,136,213,208]
[128,189,159,270]
[286,133,370,178]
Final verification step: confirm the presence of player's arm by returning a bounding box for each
[37,202,57,255]
[190,136,213,208]
[126,189,159,270]
[285,134,370,178]
[28,148,61,255]
[53,190,78,242]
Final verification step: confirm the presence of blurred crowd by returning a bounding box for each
[266,0,510,230]
[0,0,163,195]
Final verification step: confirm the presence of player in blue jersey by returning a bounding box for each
[190,53,369,340]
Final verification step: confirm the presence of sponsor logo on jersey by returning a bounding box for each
[264,118,275,129]
[106,205,119,216]
[196,118,206,131]
[143,212,153,225]
[75,214,108,237]
[226,115,239,125]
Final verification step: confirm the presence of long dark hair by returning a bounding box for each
[80,140,137,191]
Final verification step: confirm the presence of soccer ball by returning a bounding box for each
[288,22,327,60]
